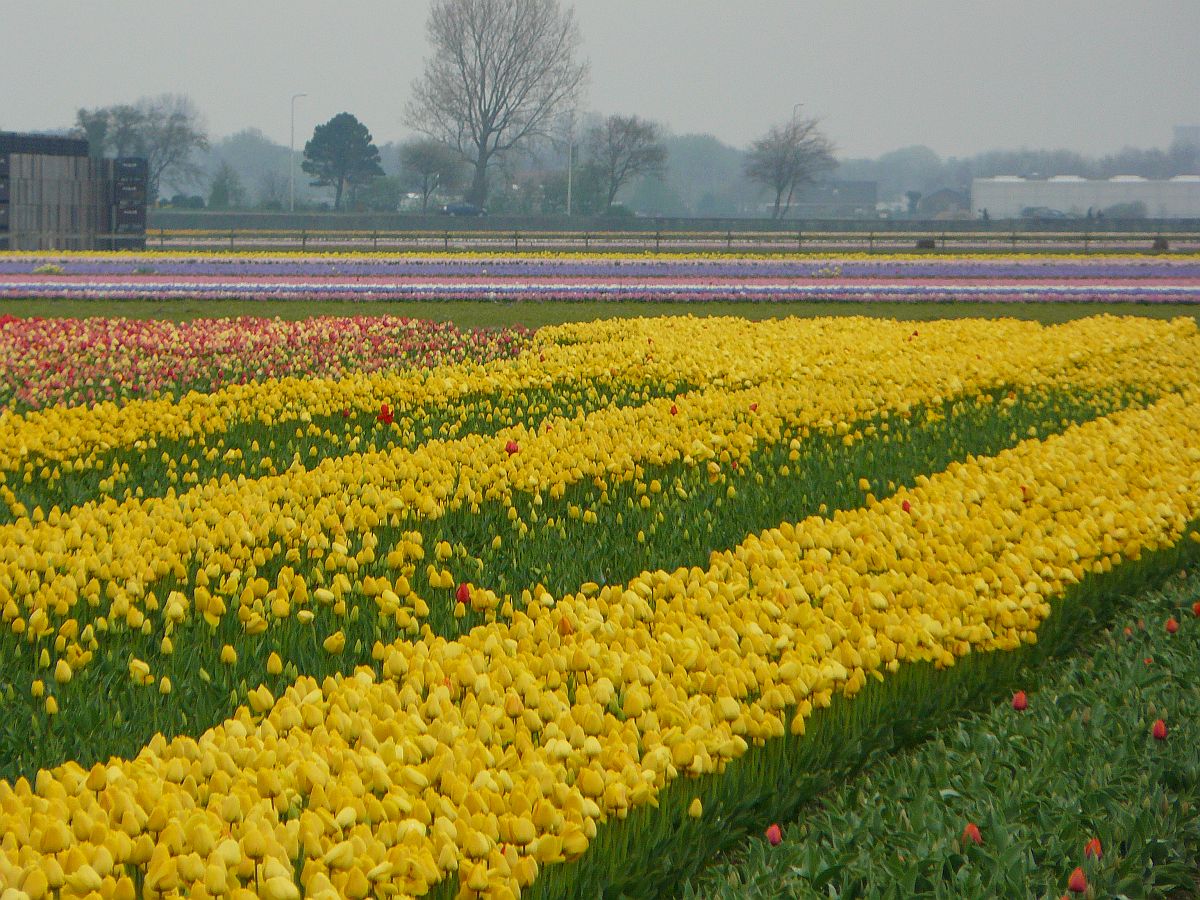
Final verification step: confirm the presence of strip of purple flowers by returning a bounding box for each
[3,282,1198,302]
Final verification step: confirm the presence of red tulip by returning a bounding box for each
[505,440,519,456]
[961,822,982,845]
[1083,837,1102,859]
[341,407,351,418]
[1144,657,1154,665]
[670,404,678,416]
[1011,690,1028,711]
[1192,600,1200,617]
[455,583,471,604]
[1067,867,1088,893]
[901,500,911,513]
[765,824,782,845]
[1153,718,1168,741]
[1166,617,1179,634]
[376,403,394,425]
[749,403,758,412]
[1123,626,1133,637]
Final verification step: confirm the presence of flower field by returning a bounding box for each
[1,311,1199,898]
[3,251,1200,303]
[0,316,530,410]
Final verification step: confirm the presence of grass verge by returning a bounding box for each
[1,299,1198,327]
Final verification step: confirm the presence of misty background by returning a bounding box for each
[5,1,1198,216]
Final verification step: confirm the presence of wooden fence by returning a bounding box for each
[135,228,1194,254]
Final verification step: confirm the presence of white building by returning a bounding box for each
[971,175,1200,219]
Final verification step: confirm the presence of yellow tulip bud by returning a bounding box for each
[220,645,238,665]
[267,652,283,675]
[261,876,300,900]
[322,631,346,654]
[465,862,490,891]
[242,828,267,860]
[688,798,703,818]
[321,841,354,870]
[64,864,102,892]
[54,659,72,685]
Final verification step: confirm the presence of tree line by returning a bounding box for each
[70,0,832,217]
[69,0,1198,216]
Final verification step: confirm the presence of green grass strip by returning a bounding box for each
[1,299,1198,328]
[684,572,1200,899]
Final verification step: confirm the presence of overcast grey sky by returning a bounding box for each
[4,0,1198,158]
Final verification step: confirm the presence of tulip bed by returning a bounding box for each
[2,251,1199,304]
[1,314,1200,899]
[0,315,531,411]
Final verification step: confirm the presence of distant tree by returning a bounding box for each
[351,176,404,212]
[302,113,384,211]
[1103,200,1148,219]
[533,164,604,215]
[585,115,667,212]
[399,139,462,212]
[905,191,922,216]
[256,171,289,210]
[107,105,147,157]
[168,193,205,210]
[406,0,588,207]
[74,108,109,158]
[208,161,247,209]
[70,96,208,202]
[136,94,209,202]
[744,114,835,219]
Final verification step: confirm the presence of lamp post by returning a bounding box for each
[566,139,574,217]
[783,102,803,220]
[564,110,576,217]
[289,93,307,213]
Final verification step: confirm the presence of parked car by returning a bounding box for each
[442,202,488,217]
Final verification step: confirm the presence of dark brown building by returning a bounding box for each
[0,132,147,250]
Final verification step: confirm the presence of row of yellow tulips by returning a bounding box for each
[3,383,1199,898]
[2,318,1196,702]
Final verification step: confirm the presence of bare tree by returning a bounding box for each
[585,115,667,212]
[399,138,463,212]
[406,0,587,207]
[256,171,290,210]
[67,96,208,202]
[137,94,209,203]
[744,114,836,219]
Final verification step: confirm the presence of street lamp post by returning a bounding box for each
[566,140,574,217]
[563,111,576,218]
[783,102,803,220]
[289,93,307,213]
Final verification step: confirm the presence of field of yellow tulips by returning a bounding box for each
[1,314,1199,898]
